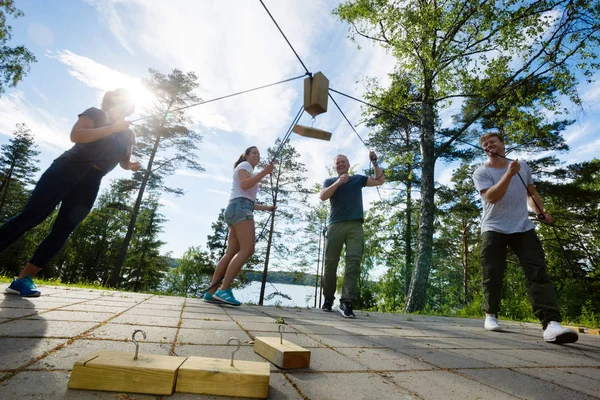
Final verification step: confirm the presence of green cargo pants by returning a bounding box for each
[481,229,561,327]
[323,220,364,304]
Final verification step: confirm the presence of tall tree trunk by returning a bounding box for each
[258,170,280,305]
[314,227,322,308]
[0,163,15,216]
[405,88,436,312]
[404,128,413,297]
[109,133,162,287]
[462,222,468,305]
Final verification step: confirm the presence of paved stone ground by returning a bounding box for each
[0,285,599,400]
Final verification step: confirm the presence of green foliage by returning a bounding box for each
[0,1,36,95]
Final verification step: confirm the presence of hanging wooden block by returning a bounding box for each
[68,351,187,395]
[292,124,332,141]
[254,326,311,369]
[68,330,187,396]
[175,337,270,399]
[303,71,329,117]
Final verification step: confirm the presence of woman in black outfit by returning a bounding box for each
[2,88,141,297]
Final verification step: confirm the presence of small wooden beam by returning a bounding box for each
[254,336,311,369]
[292,124,332,141]
[304,72,329,117]
[68,351,187,395]
[175,356,270,398]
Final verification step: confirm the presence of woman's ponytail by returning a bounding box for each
[234,146,257,169]
[234,153,247,168]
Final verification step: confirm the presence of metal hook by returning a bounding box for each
[227,337,241,367]
[278,324,285,344]
[311,116,316,128]
[131,329,147,360]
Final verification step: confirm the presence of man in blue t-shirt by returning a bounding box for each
[319,152,385,318]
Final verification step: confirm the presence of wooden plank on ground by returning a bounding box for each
[175,356,270,398]
[68,351,187,395]
[254,336,311,369]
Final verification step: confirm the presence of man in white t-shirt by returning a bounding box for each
[472,132,577,344]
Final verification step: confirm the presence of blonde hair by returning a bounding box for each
[479,132,504,147]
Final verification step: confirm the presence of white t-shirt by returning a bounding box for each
[230,161,258,201]
[472,160,535,234]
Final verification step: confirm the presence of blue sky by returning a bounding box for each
[1,0,599,260]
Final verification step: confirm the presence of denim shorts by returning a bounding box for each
[225,197,254,227]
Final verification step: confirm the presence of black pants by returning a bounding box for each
[0,158,103,268]
[481,229,561,328]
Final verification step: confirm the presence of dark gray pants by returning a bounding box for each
[323,220,364,305]
[481,229,561,328]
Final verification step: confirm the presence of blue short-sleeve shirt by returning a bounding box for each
[323,174,368,225]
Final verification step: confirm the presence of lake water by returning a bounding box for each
[235,281,323,308]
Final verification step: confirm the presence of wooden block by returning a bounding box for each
[175,356,270,398]
[588,328,600,335]
[68,351,187,395]
[303,72,329,117]
[292,124,332,141]
[254,336,311,369]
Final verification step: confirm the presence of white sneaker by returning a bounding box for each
[543,321,578,344]
[484,314,502,331]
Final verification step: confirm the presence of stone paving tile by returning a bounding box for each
[351,326,419,336]
[291,347,366,372]
[0,338,66,369]
[58,304,130,313]
[502,347,600,367]
[28,339,171,370]
[396,348,496,369]
[0,308,41,319]
[388,370,519,399]
[247,331,326,348]
[111,313,181,327]
[456,367,598,400]
[287,372,417,400]
[78,300,141,308]
[336,347,436,371]
[169,371,303,400]
[444,348,542,368]
[287,324,349,335]
[560,367,600,380]
[513,366,600,398]
[0,319,97,338]
[25,310,114,322]
[311,333,385,348]
[124,307,183,318]
[85,322,178,343]
[237,321,299,333]
[176,327,250,345]
[225,315,277,323]
[180,319,240,330]
[0,371,124,399]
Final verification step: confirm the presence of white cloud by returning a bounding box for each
[205,189,230,197]
[46,50,155,112]
[0,91,71,151]
[176,170,232,183]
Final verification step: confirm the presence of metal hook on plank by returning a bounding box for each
[227,337,241,366]
[132,329,147,360]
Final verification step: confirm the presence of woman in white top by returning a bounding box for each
[204,146,275,305]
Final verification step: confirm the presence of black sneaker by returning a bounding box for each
[339,302,355,318]
[321,300,333,312]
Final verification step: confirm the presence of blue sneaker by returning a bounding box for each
[203,291,221,304]
[5,276,41,297]
[213,288,241,306]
